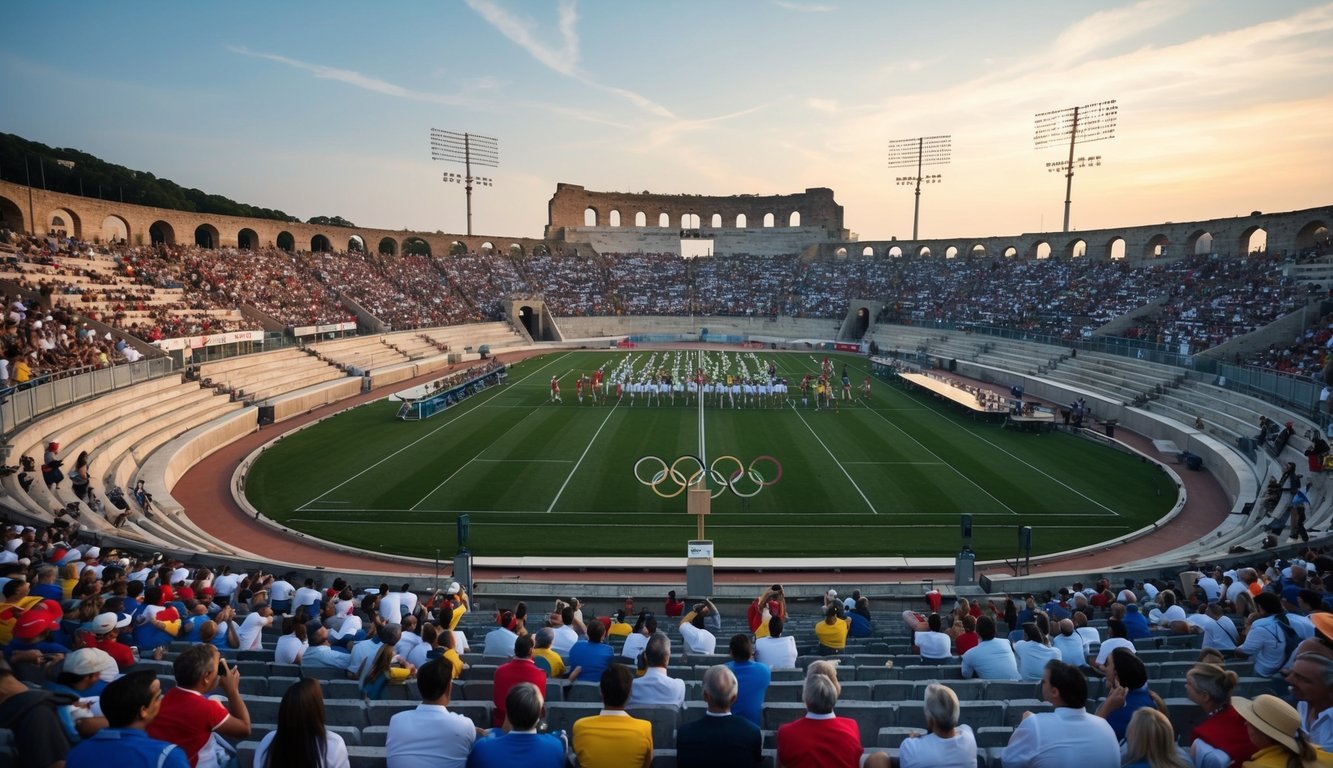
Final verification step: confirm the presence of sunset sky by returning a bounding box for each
[3,1,1330,242]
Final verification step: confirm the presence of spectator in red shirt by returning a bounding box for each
[664,590,684,619]
[147,644,251,767]
[81,611,136,671]
[492,634,546,728]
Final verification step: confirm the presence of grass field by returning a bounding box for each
[245,350,1177,560]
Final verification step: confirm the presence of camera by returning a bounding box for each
[217,660,229,677]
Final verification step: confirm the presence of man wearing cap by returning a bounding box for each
[84,612,136,671]
[45,648,114,740]
[442,581,469,631]
[64,670,189,768]
[0,578,48,645]
[8,598,70,659]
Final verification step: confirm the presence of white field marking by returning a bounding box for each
[546,402,621,513]
[697,349,707,465]
[290,507,1111,518]
[287,518,1127,530]
[294,351,573,511]
[842,461,946,465]
[410,458,478,511]
[788,402,878,515]
[472,458,573,463]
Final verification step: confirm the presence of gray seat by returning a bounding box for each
[625,704,681,750]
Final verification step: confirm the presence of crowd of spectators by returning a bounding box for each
[692,253,797,317]
[434,250,530,321]
[517,249,613,316]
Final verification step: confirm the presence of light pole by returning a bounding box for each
[1034,100,1117,232]
[888,135,951,241]
[429,129,498,236]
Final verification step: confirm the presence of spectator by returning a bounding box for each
[953,614,979,655]
[848,596,874,638]
[1233,694,1333,766]
[619,612,654,663]
[678,598,718,655]
[1286,653,1333,751]
[725,634,771,729]
[274,617,308,665]
[1013,622,1062,680]
[1050,618,1086,666]
[147,644,251,768]
[1095,647,1160,741]
[64,669,188,768]
[0,655,71,766]
[572,666,652,768]
[1238,591,1315,683]
[675,665,762,768]
[1186,603,1241,651]
[530,627,566,678]
[663,590,684,618]
[82,611,136,671]
[567,620,613,686]
[913,612,953,665]
[899,683,978,768]
[302,627,354,674]
[755,615,798,669]
[626,633,685,708]
[1002,659,1119,768]
[467,682,565,768]
[1092,618,1136,674]
[491,635,545,728]
[1121,708,1190,768]
[1186,662,1256,766]
[385,658,478,768]
[776,668,888,768]
[482,610,518,659]
[253,678,350,768]
[815,604,850,656]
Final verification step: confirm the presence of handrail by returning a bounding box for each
[0,357,177,439]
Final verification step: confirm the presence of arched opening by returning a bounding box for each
[100,215,128,243]
[710,213,722,228]
[150,220,176,246]
[480,241,494,253]
[848,307,870,339]
[834,247,848,259]
[508,243,523,257]
[634,211,647,227]
[735,213,747,228]
[518,304,539,337]
[658,212,670,228]
[0,195,24,232]
[532,244,550,257]
[917,246,931,258]
[862,246,874,257]
[583,208,598,227]
[888,246,904,258]
[763,213,775,228]
[1032,242,1052,259]
[1143,234,1170,259]
[1241,226,1267,255]
[945,246,959,259]
[680,213,700,229]
[1107,237,1127,260]
[1003,246,1018,259]
[789,211,801,227]
[1066,239,1086,259]
[276,231,295,251]
[448,241,466,256]
[608,210,620,227]
[194,224,219,248]
[402,237,431,256]
[47,208,81,238]
[969,244,986,258]
[1186,229,1214,256]
[348,235,365,253]
[379,237,399,256]
[310,234,332,252]
[1296,221,1330,252]
[237,228,259,250]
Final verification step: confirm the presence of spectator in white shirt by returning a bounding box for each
[550,606,579,659]
[1092,618,1137,674]
[237,603,274,651]
[913,613,953,665]
[268,579,295,614]
[619,614,655,662]
[679,599,719,656]
[1148,590,1188,628]
[273,617,307,665]
[754,615,799,670]
[1185,603,1240,651]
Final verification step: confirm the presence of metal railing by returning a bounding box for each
[0,357,177,438]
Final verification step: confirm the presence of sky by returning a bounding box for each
[2,1,1331,243]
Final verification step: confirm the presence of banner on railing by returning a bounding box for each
[292,321,357,337]
[152,330,266,352]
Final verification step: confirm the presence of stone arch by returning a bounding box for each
[508,243,523,257]
[348,235,365,253]
[789,211,801,227]
[1296,220,1330,252]
[1066,238,1086,259]
[402,237,431,256]
[888,246,904,258]
[150,220,176,246]
[969,243,987,257]
[763,213,775,228]
[100,214,129,243]
[480,241,494,253]
[736,213,748,228]
[379,237,399,256]
[655,212,667,227]
[945,246,959,259]
[834,247,848,259]
[1031,242,1052,259]
[681,213,700,228]
[1003,246,1018,258]
[310,234,332,252]
[47,207,81,238]
[710,213,722,228]
[862,246,874,257]
[0,195,23,232]
[608,210,621,227]
[1240,226,1267,254]
[583,207,598,227]
[448,240,466,256]
[276,231,295,251]
[634,211,647,227]
[1186,229,1214,256]
[1106,237,1127,260]
[1143,233,1170,259]
[237,228,259,250]
[194,224,220,248]
[917,246,931,258]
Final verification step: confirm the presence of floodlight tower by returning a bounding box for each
[1034,100,1117,232]
[429,129,499,236]
[887,135,951,240]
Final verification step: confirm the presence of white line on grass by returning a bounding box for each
[697,349,706,464]
[472,459,573,463]
[545,403,620,513]
[843,461,945,465]
[788,403,879,515]
[293,507,1113,517]
[410,458,478,510]
[289,518,1126,531]
[294,351,574,511]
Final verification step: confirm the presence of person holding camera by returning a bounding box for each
[147,644,251,768]
[679,599,719,656]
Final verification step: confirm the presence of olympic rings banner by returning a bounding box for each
[634,454,782,499]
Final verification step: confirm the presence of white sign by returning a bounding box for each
[293,321,357,337]
[153,329,265,351]
[687,541,714,559]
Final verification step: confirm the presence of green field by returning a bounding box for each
[245,350,1177,560]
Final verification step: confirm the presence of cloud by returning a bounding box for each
[774,0,836,11]
[227,46,474,107]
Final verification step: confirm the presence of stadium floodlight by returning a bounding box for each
[1034,100,1116,232]
[888,135,951,240]
[430,129,499,236]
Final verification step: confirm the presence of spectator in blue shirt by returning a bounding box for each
[469,682,566,768]
[65,670,189,768]
[567,620,614,686]
[724,634,771,728]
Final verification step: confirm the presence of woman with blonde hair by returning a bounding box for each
[1186,662,1255,767]
[1122,708,1190,768]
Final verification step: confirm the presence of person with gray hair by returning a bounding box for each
[899,683,978,767]
[625,633,684,708]
[777,669,890,767]
[1286,652,1333,750]
[675,666,762,767]
[531,626,566,679]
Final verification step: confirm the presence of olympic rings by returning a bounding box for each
[634,454,783,499]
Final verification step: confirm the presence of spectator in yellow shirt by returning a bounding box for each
[815,605,850,656]
[572,665,652,768]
